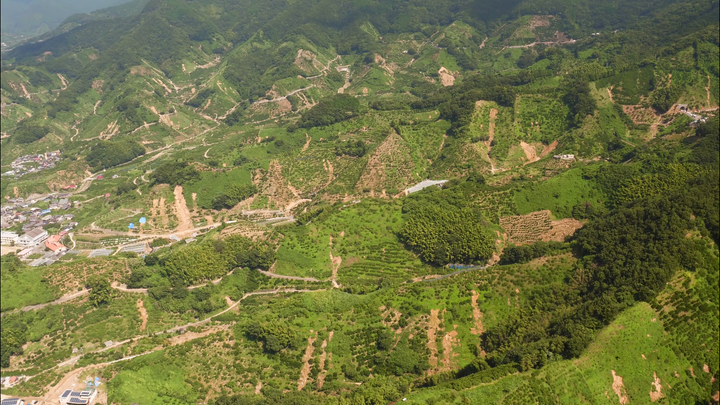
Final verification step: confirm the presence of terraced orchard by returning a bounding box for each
[1,0,719,404]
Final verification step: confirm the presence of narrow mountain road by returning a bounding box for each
[18,286,326,401]
[5,289,90,314]
[254,85,315,105]
[257,269,322,282]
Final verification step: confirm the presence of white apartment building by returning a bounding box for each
[16,228,49,247]
[0,231,19,245]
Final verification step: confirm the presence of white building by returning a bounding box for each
[1,231,19,245]
[17,247,33,258]
[16,228,49,247]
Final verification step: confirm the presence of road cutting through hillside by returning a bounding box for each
[19,286,327,401]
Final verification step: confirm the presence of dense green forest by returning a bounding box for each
[86,139,146,170]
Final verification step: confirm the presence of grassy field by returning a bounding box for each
[182,167,253,210]
[0,266,60,311]
[514,168,605,218]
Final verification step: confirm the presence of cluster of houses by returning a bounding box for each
[2,150,61,178]
[553,154,576,160]
[1,191,78,266]
[1,193,74,230]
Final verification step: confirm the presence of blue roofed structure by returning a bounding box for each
[59,386,96,404]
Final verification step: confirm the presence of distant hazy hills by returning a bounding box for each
[1,0,147,44]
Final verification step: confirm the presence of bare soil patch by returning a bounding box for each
[427,309,441,371]
[294,49,318,73]
[297,333,317,390]
[540,140,558,158]
[500,210,583,244]
[441,326,459,371]
[316,331,334,389]
[168,325,229,346]
[611,370,629,405]
[329,238,343,289]
[470,290,484,335]
[438,67,455,86]
[650,372,663,402]
[520,141,538,164]
[174,185,193,232]
[136,299,148,332]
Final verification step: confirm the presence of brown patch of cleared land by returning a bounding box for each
[168,325,230,346]
[316,331,334,389]
[520,141,538,164]
[173,185,193,231]
[470,290,484,335]
[426,309,441,372]
[650,371,664,402]
[441,326,459,371]
[499,210,583,244]
[611,370,629,405]
[136,299,148,332]
[297,332,317,390]
[438,67,455,86]
[623,104,660,125]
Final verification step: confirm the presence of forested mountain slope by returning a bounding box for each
[0,0,718,404]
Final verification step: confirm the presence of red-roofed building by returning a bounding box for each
[45,234,67,253]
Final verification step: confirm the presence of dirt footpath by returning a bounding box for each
[470,290,484,335]
[174,185,193,232]
[137,299,148,332]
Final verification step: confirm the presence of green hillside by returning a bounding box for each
[0,0,718,404]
